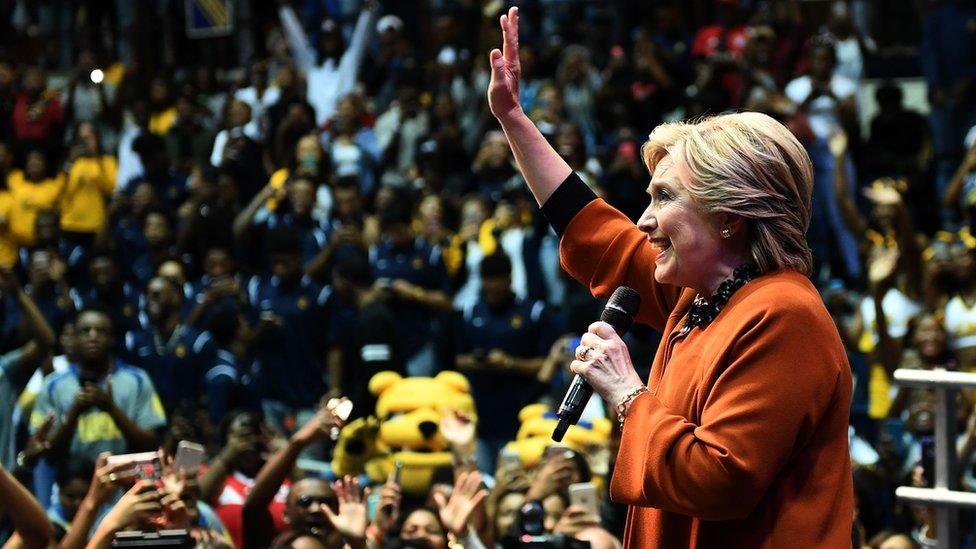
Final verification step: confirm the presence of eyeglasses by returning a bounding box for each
[296,494,336,509]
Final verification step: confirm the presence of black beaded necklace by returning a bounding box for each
[679,263,761,336]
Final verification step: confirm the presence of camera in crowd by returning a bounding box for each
[497,501,590,549]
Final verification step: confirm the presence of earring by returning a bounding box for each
[721,227,731,239]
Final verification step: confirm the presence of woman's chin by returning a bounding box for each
[654,266,674,286]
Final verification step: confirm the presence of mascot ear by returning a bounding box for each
[369,371,403,396]
[434,371,470,393]
[519,403,548,423]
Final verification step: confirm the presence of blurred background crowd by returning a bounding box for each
[0,0,973,547]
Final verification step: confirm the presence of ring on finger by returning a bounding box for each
[575,345,594,361]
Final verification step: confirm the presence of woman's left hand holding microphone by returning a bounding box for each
[571,322,645,408]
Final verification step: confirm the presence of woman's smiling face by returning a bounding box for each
[637,153,728,293]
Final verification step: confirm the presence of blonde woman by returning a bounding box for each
[487,7,853,548]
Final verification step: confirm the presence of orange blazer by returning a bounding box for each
[560,199,854,548]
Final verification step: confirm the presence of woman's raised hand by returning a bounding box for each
[488,6,522,121]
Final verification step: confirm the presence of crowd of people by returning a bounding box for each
[0,0,972,547]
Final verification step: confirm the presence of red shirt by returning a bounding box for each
[213,472,290,549]
[11,91,63,141]
[690,25,748,59]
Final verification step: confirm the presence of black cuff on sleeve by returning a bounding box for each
[540,172,598,238]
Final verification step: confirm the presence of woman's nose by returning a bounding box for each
[637,209,657,232]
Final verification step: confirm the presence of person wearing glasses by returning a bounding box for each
[242,406,345,549]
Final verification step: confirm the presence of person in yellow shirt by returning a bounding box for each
[0,190,17,268]
[60,122,117,248]
[149,76,177,135]
[0,143,18,267]
[6,150,64,247]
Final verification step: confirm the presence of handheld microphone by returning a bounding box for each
[552,286,641,442]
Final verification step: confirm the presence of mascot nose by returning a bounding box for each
[418,421,438,439]
[346,440,365,455]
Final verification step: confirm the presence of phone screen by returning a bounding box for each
[497,448,521,470]
[173,441,205,474]
[569,482,598,515]
[106,452,163,482]
[544,444,574,462]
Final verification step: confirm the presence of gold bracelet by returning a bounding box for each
[616,386,648,429]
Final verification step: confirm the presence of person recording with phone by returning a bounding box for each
[198,411,275,549]
[498,444,621,548]
[84,448,231,549]
[488,7,853,547]
[52,452,138,548]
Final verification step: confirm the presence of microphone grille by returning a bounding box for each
[608,286,641,316]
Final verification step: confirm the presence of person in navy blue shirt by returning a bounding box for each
[306,176,369,285]
[22,249,75,339]
[328,253,399,418]
[129,132,188,212]
[246,227,336,436]
[103,181,165,285]
[23,210,88,283]
[233,177,330,270]
[185,247,247,329]
[369,200,453,377]
[121,276,216,413]
[122,208,180,288]
[203,305,258,424]
[455,251,554,471]
[70,252,141,337]
[0,250,74,348]
[154,259,197,320]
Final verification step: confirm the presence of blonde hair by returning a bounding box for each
[641,111,814,274]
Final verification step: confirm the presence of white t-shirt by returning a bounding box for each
[833,37,864,83]
[785,74,857,139]
[233,86,281,140]
[945,295,976,350]
[330,140,364,178]
[858,288,922,350]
